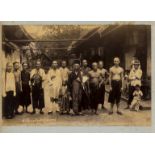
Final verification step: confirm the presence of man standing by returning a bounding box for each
[13,61,22,115]
[60,60,70,84]
[2,63,16,119]
[88,62,101,115]
[21,62,31,113]
[59,60,70,114]
[98,61,109,110]
[30,60,45,114]
[108,57,124,115]
[48,60,62,114]
[81,59,91,111]
[81,59,91,76]
[68,60,83,115]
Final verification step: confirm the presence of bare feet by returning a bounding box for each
[48,111,53,115]
[40,110,44,114]
[117,111,123,115]
[108,111,113,115]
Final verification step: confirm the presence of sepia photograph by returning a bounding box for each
[1,2,155,155]
[0,23,151,127]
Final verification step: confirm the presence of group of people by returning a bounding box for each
[2,57,143,119]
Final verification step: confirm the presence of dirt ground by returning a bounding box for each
[1,93,151,126]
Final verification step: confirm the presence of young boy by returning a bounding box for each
[59,81,70,115]
[130,84,143,111]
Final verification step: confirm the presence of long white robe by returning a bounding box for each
[42,74,51,112]
[47,68,62,112]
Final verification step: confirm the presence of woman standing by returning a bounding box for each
[126,60,142,109]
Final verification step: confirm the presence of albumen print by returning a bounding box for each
[0,23,152,131]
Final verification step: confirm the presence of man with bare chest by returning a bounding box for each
[13,61,22,115]
[108,57,124,115]
[88,62,101,114]
[98,61,109,109]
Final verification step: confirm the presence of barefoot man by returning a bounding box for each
[88,62,100,115]
[108,57,124,115]
[98,60,109,110]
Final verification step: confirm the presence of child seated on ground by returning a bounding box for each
[59,81,70,115]
[130,84,143,112]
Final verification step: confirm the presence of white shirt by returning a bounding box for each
[129,69,142,86]
[133,90,143,101]
[2,72,16,97]
[48,69,62,86]
[30,68,45,80]
[60,67,70,82]
[48,68,62,99]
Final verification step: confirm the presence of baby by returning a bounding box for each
[130,84,143,111]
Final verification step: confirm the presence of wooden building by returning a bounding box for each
[67,25,151,99]
[68,25,151,79]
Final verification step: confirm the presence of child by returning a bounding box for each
[130,84,143,111]
[59,81,70,115]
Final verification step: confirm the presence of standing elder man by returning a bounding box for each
[81,59,91,111]
[108,57,124,115]
[68,60,83,115]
